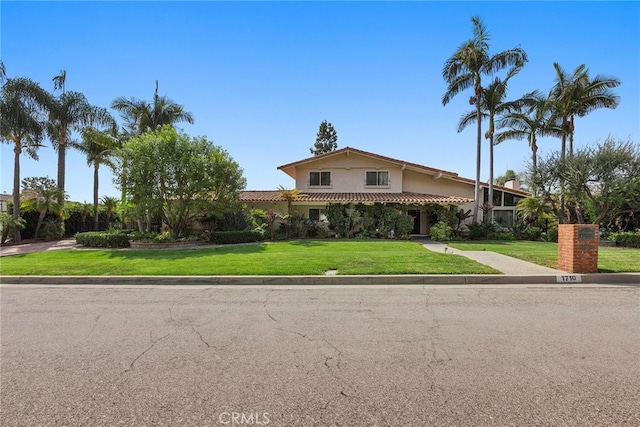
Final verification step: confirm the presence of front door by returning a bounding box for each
[408,210,421,234]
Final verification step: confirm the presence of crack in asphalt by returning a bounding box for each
[191,325,213,348]
[123,331,172,373]
[89,314,101,334]
[263,290,278,322]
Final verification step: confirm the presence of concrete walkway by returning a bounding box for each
[0,238,81,257]
[417,239,565,275]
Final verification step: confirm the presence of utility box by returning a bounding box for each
[558,224,599,273]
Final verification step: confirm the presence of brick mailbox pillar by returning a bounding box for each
[558,224,599,273]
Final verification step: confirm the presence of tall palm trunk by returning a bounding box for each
[93,165,100,231]
[57,123,67,194]
[558,117,568,224]
[488,137,495,223]
[530,134,538,195]
[568,115,575,157]
[473,83,482,224]
[12,142,22,243]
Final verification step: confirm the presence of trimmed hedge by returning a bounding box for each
[610,232,640,248]
[75,231,131,248]
[210,230,264,244]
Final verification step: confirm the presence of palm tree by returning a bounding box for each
[20,176,66,240]
[550,63,620,159]
[548,63,620,222]
[496,92,561,194]
[111,80,194,136]
[72,125,121,230]
[52,69,67,94]
[100,195,119,227]
[0,77,53,242]
[0,61,6,84]
[442,16,527,223]
[457,65,524,222]
[48,81,114,198]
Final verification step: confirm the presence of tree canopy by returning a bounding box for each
[531,138,639,225]
[116,126,246,236]
[310,120,338,156]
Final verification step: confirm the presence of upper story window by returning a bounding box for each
[309,171,331,186]
[365,171,390,186]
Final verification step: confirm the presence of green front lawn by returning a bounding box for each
[0,240,500,276]
[448,240,640,273]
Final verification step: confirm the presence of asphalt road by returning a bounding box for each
[1,284,639,427]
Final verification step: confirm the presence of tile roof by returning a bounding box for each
[278,146,460,179]
[240,191,473,204]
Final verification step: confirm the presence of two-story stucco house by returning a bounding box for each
[240,147,528,235]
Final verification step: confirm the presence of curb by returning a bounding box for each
[1,274,638,286]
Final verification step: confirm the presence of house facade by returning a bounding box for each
[240,147,528,235]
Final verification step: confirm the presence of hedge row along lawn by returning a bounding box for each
[448,240,640,273]
[0,240,500,276]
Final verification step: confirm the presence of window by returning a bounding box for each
[494,210,514,228]
[309,171,331,186]
[483,189,503,207]
[504,192,520,207]
[365,171,389,186]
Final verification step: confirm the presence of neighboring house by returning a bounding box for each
[0,194,12,213]
[240,147,529,235]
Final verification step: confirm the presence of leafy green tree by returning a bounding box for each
[72,125,121,230]
[442,16,527,223]
[116,126,246,237]
[20,176,66,240]
[310,120,338,156]
[48,71,114,198]
[532,138,639,225]
[0,77,53,242]
[111,80,194,136]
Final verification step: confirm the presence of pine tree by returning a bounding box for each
[310,120,338,155]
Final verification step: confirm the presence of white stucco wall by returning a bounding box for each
[293,153,404,193]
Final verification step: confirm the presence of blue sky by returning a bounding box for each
[2,1,639,203]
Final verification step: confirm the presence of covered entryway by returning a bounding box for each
[408,209,421,235]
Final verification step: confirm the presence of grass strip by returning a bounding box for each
[448,240,640,273]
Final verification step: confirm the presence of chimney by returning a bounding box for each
[504,179,520,191]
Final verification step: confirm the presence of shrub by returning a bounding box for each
[41,219,65,241]
[545,227,559,243]
[496,232,515,241]
[210,230,264,244]
[75,231,131,248]
[467,222,494,240]
[153,231,176,243]
[610,231,640,248]
[430,221,453,242]
[526,226,543,241]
